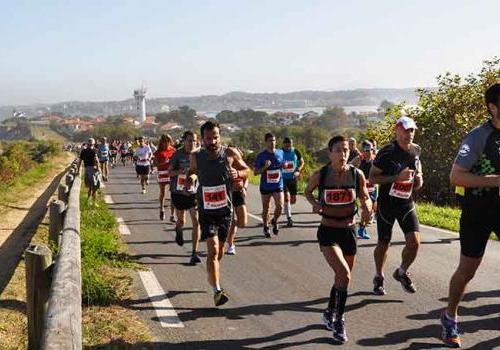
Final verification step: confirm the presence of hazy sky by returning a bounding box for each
[1,0,498,105]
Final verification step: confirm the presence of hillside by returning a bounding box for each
[0,122,67,142]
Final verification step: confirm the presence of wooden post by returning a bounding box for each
[58,184,69,203]
[49,200,65,248]
[25,245,52,350]
[65,173,74,188]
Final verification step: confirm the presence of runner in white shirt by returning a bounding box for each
[134,136,153,194]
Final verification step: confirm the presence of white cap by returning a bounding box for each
[396,116,418,130]
[88,138,96,144]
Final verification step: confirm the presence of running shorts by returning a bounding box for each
[317,225,357,256]
[260,188,283,195]
[459,198,500,258]
[84,166,99,191]
[232,190,245,207]
[283,178,298,196]
[171,193,197,210]
[135,165,150,175]
[199,212,232,242]
[376,200,419,242]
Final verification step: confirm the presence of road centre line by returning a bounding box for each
[247,213,263,222]
[139,270,184,328]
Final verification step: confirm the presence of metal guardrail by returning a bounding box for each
[28,159,83,350]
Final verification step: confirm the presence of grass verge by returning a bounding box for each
[80,185,153,347]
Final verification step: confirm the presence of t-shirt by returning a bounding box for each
[454,120,500,200]
[282,148,302,180]
[80,147,97,167]
[154,146,176,169]
[373,141,421,202]
[169,148,194,195]
[98,144,109,161]
[254,149,284,191]
[135,146,152,166]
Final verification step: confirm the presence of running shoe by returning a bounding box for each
[226,244,236,255]
[333,319,348,343]
[214,289,229,307]
[175,227,184,246]
[440,311,461,348]
[286,217,294,227]
[141,188,146,194]
[373,275,386,295]
[271,218,279,235]
[190,253,202,265]
[170,215,177,223]
[263,226,271,238]
[321,309,334,331]
[393,269,417,293]
[159,210,165,221]
[357,227,370,239]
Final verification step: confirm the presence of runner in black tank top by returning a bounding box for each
[187,121,250,307]
[305,136,372,344]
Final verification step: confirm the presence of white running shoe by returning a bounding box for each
[226,244,236,255]
[141,188,146,194]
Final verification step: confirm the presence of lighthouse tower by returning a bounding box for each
[133,86,147,123]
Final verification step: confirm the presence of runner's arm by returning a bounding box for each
[356,170,373,224]
[227,147,250,179]
[349,155,361,168]
[187,153,198,184]
[305,171,322,213]
[369,164,397,184]
[450,163,500,188]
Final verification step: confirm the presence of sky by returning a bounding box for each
[0,0,498,106]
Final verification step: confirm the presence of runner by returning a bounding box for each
[97,137,110,181]
[282,137,304,227]
[80,138,100,203]
[369,116,423,295]
[347,137,360,163]
[153,134,176,221]
[109,140,118,168]
[169,131,202,265]
[440,83,500,348]
[350,140,377,239]
[305,135,372,343]
[254,133,284,237]
[187,120,250,306]
[134,136,153,194]
[119,141,129,166]
[226,146,248,255]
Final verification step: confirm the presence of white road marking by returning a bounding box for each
[104,195,114,204]
[421,224,457,235]
[116,217,131,235]
[247,213,263,222]
[139,270,184,328]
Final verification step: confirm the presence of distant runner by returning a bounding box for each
[97,137,110,181]
[369,116,423,295]
[254,133,284,237]
[282,137,304,227]
[187,121,250,306]
[153,134,176,221]
[305,135,372,343]
[440,83,500,348]
[80,138,100,203]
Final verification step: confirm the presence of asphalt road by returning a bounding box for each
[104,164,500,350]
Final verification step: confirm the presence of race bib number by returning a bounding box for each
[176,174,186,191]
[157,170,170,183]
[202,185,228,210]
[266,169,281,184]
[324,189,355,206]
[137,157,148,165]
[283,161,294,173]
[389,181,413,199]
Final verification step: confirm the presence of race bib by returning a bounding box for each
[389,181,413,199]
[367,182,375,193]
[283,161,294,174]
[324,189,355,206]
[266,169,281,184]
[202,185,228,210]
[157,170,170,183]
[176,174,187,191]
[137,157,148,165]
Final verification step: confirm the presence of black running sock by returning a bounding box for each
[334,287,348,320]
[327,284,336,313]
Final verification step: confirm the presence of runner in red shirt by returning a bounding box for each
[154,134,177,221]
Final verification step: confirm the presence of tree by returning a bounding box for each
[366,57,500,204]
[315,106,348,129]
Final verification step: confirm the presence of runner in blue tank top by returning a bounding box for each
[281,137,304,227]
[254,133,284,237]
[98,137,110,181]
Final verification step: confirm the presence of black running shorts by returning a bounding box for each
[171,193,197,210]
[232,190,245,207]
[376,200,419,242]
[283,178,298,196]
[459,198,500,258]
[199,212,232,242]
[135,165,150,175]
[317,225,357,256]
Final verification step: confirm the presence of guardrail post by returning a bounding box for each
[25,245,52,350]
[49,200,66,248]
[58,184,69,203]
[65,174,74,188]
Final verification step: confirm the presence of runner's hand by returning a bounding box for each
[293,171,301,179]
[312,202,322,214]
[396,167,413,182]
[361,207,371,226]
[264,160,272,169]
[228,168,238,180]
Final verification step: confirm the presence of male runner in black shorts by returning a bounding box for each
[282,137,304,227]
[440,83,500,348]
[369,116,423,295]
